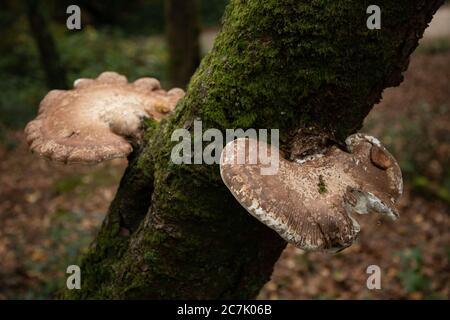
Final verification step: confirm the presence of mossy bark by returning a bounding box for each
[66,0,443,299]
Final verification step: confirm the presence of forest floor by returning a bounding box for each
[1,10,449,299]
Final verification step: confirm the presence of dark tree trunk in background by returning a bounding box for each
[67,0,443,299]
[165,0,201,88]
[25,0,68,89]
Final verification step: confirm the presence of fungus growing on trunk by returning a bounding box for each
[24,72,184,164]
[220,134,403,252]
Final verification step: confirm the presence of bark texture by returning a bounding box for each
[67,0,443,299]
[165,0,201,88]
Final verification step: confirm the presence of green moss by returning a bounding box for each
[142,229,169,246]
[318,175,327,194]
[73,0,441,300]
[179,0,425,141]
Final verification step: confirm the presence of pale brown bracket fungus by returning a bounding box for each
[220,134,403,252]
[24,71,185,164]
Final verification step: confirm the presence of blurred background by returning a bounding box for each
[0,1,449,299]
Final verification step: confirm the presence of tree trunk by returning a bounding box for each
[165,0,201,88]
[67,0,443,299]
[26,0,68,89]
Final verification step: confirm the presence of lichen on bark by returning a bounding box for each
[65,0,444,299]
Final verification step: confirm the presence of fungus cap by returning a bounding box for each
[220,134,403,252]
[25,72,185,164]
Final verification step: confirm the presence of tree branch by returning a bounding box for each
[67,0,444,299]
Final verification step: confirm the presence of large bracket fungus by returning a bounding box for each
[25,71,184,164]
[220,134,403,252]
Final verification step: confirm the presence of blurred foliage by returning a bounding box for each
[58,27,167,83]
[0,25,167,130]
[0,26,165,130]
[0,157,125,299]
[0,0,228,131]
[365,102,450,204]
[417,38,450,54]
[20,209,104,299]
[397,247,430,294]
[201,0,229,26]
[395,247,447,299]
[52,175,84,194]
[51,0,228,34]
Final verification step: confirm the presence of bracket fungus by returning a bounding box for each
[25,71,184,164]
[220,134,403,252]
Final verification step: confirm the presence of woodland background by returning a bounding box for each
[0,0,449,299]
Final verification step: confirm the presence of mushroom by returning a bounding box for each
[220,133,403,252]
[24,71,185,164]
